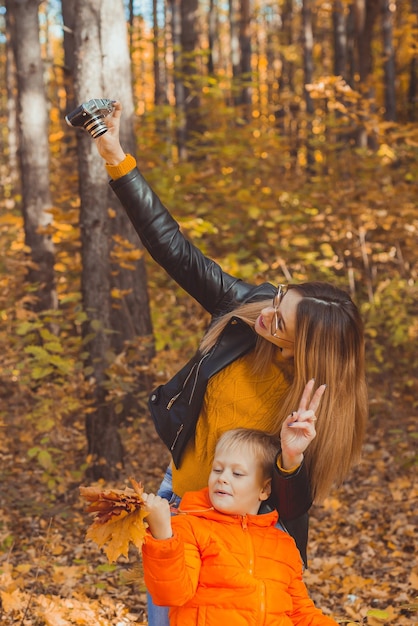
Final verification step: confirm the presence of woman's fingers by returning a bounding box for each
[297,378,315,412]
[289,410,317,428]
[294,380,327,419]
[112,100,122,116]
[306,383,327,413]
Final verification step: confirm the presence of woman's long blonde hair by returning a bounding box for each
[199,282,368,503]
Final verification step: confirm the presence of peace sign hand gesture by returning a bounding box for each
[280,379,326,470]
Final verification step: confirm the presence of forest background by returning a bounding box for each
[0,0,417,624]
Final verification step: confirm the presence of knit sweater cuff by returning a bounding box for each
[276,453,302,475]
[105,153,137,179]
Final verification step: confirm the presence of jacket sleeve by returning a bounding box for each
[272,459,312,520]
[286,570,339,626]
[110,167,249,316]
[271,459,312,567]
[142,531,201,607]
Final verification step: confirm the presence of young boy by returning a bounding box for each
[142,428,338,626]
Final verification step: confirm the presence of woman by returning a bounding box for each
[92,102,368,626]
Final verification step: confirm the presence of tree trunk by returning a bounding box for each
[354,0,379,83]
[153,0,168,106]
[230,0,241,105]
[408,0,418,120]
[4,6,18,180]
[239,0,252,115]
[169,0,187,158]
[264,8,280,112]
[353,0,380,146]
[180,0,204,145]
[100,0,155,358]
[302,0,314,115]
[128,0,134,53]
[6,0,57,312]
[332,1,353,154]
[207,0,217,75]
[70,0,155,480]
[153,0,171,146]
[333,0,348,79]
[72,0,122,480]
[346,4,356,87]
[279,0,295,94]
[302,0,314,171]
[61,0,76,115]
[276,0,297,144]
[381,0,397,121]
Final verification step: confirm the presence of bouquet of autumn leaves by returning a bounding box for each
[79,477,148,563]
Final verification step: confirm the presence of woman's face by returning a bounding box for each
[254,289,302,358]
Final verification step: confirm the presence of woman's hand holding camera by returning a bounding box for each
[94,100,126,166]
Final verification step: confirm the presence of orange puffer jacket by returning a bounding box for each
[142,488,337,626]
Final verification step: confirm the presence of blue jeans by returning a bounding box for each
[146,466,180,626]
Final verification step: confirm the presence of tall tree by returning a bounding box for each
[279,0,296,95]
[100,0,155,357]
[353,0,380,146]
[230,0,241,105]
[61,0,76,115]
[302,0,314,169]
[72,0,116,479]
[407,0,418,120]
[6,0,57,312]
[70,0,154,480]
[153,0,169,106]
[207,0,217,76]
[381,0,397,121]
[128,0,134,53]
[169,0,187,157]
[180,0,204,145]
[276,0,298,142]
[4,6,18,179]
[239,0,252,112]
[333,0,348,79]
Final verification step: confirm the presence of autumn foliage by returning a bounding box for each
[80,479,148,563]
[1,2,418,624]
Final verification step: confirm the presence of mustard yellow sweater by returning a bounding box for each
[173,351,291,496]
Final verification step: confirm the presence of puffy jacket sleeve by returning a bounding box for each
[110,168,249,316]
[286,569,339,626]
[142,531,201,606]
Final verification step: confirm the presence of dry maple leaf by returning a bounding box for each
[79,477,148,563]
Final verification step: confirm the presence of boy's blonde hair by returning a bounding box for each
[215,428,280,481]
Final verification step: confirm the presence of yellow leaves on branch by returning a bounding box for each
[79,477,148,563]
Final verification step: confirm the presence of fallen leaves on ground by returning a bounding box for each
[303,408,418,625]
[1,390,417,625]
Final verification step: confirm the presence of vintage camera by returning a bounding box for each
[65,98,114,138]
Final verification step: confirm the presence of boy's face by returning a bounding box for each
[208,443,271,516]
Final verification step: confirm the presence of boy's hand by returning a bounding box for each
[143,492,173,540]
[280,379,326,469]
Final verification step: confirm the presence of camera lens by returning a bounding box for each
[84,115,108,138]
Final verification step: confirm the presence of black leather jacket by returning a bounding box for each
[110,168,312,564]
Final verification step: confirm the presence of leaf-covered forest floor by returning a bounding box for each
[0,379,417,626]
